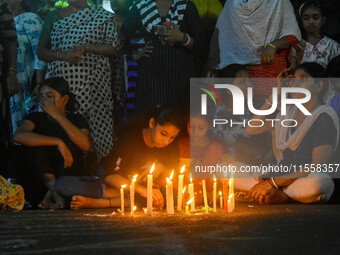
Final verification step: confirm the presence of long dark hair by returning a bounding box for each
[295,62,328,104]
[40,77,79,113]
[298,0,325,41]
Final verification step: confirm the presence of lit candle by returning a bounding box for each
[202,179,208,214]
[228,175,235,213]
[188,177,195,212]
[228,194,234,213]
[185,197,195,215]
[223,178,229,213]
[130,174,138,216]
[177,165,185,211]
[182,186,186,211]
[213,176,217,212]
[147,163,155,216]
[167,170,174,214]
[120,185,127,214]
[219,191,223,209]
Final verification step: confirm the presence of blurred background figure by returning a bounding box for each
[0,0,19,177]
[7,0,46,134]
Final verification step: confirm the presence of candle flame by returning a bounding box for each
[150,163,155,174]
[229,178,232,186]
[182,186,186,194]
[133,206,137,211]
[180,165,185,174]
[214,176,216,183]
[219,191,222,197]
[229,194,234,199]
[186,197,195,205]
[166,177,170,183]
[121,184,127,189]
[170,170,174,181]
[133,174,138,181]
[190,177,192,183]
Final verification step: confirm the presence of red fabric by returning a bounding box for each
[247,35,299,102]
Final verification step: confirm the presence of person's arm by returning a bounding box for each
[160,2,205,50]
[37,45,83,64]
[14,119,61,147]
[76,44,118,57]
[4,40,19,96]
[39,97,91,152]
[261,35,299,66]
[14,118,73,168]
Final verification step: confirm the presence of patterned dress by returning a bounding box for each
[122,0,205,114]
[289,37,340,69]
[39,7,122,159]
[10,12,45,133]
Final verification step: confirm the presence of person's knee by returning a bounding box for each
[300,173,334,203]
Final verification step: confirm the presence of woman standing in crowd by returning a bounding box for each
[7,0,45,133]
[37,0,121,160]
[289,0,340,69]
[244,63,339,204]
[207,0,301,102]
[121,0,205,114]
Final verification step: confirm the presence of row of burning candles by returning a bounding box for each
[120,164,235,215]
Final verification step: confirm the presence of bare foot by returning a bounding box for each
[53,195,65,210]
[258,188,292,205]
[70,196,108,210]
[38,191,54,209]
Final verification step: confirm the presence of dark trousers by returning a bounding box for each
[55,176,104,199]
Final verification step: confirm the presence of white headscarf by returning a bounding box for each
[210,0,301,69]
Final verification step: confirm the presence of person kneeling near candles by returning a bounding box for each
[14,77,92,209]
[54,105,182,209]
[243,63,339,204]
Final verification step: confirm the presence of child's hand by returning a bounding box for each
[153,188,164,208]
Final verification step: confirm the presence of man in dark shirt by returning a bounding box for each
[14,77,92,209]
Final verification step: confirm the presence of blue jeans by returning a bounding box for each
[55,176,104,199]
